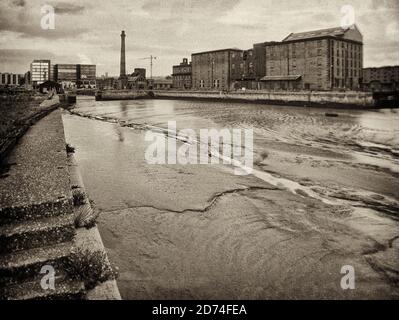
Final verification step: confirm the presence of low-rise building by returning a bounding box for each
[172,58,192,89]
[96,77,118,90]
[127,69,147,89]
[149,76,173,90]
[362,66,399,92]
[0,72,23,87]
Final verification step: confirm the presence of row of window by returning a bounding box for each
[173,75,191,80]
[198,79,222,88]
[0,74,21,84]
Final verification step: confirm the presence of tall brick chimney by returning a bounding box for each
[120,30,126,79]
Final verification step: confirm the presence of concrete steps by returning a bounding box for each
[0,200,73,226]
[0,214,75,254]
[0,110,120,300]
[0,241,75,286]
[1,274,85,300]
[0,109,74,227]
[0,110,86,300]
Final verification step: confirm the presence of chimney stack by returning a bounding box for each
[120,30,126,79]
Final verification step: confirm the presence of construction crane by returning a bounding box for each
[140,55,157,79]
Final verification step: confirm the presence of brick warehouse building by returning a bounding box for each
[362,66,399,92]
[186,25,363,91]
[191,48,244,90]
[172,58,192,89]
[258,26,364,91]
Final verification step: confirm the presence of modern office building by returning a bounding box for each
[55,64,77,88]
[30,60,51,87]
[77,64,96,88]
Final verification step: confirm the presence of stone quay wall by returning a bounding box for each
[151,90,375,108]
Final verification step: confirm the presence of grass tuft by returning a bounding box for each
[72,188,86,206]
[63,248,117,290]
[66,143,75,153]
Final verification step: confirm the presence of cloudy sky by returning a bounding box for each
[0,0,398,76]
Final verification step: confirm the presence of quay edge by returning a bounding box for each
[150,90,379,109]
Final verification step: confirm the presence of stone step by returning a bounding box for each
[0,110,74,226]
[1,274,85,300]
[0,241,75,286]
[0,199,73,226]
[0,214,75,254]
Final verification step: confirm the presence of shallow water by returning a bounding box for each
[62,96,399,299]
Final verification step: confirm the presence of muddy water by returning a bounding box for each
[62,96,399,299]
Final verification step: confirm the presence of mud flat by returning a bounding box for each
[62,98,399,299]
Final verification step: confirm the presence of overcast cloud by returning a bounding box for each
[0,0,398,76]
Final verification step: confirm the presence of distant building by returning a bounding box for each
[24,71,31,89]
[127,69,147,89]
[172,58,192,89]
[50,64,56,81]
[257,26,363,91]
[77,64,96,88]
[133,68,146,79]
[96,77,117,90]
[0,72,23,87]
[233,49,257,89]
[191,48,243,90]
[149,76,173,90]
[39,80,61,94]
[30,60,51,87]
[54,64,96,89]
[55,64,77,88]
[362,66,399,92]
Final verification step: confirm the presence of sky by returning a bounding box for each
[0,0,398,76]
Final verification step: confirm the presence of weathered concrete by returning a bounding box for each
[0,214,75,254]
[0,94,60,163]
[0,104,119,300]
[0,241,76,286]
[95,90,149,101]
[152,90,375,108]
[68,153,121,300]
[0,109,73,225]
[2,275,85,300]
